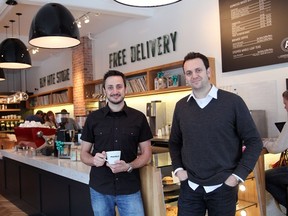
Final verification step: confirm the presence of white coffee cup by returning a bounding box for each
[106,150,121,164]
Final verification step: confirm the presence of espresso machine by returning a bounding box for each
[146,101,166,136]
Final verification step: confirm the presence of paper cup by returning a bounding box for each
[106,150,121,164]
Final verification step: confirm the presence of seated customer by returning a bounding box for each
[25,110,44,124]
[264,90,288,210]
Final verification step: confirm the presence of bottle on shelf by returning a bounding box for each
[5,121,10,131]
[1,121,5,131]
[10,121,15,130]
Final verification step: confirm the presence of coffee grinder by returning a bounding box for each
[55,111,72,156]
[146,101,166,136]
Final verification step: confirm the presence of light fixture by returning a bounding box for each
[0,16,32,69]
[32,48,39,55]
[77,20,81,28]
[114,0,182,7]
[0,68,5,81]
[29,3,80,49]
[84,15,90,24]
[75,12,91,29]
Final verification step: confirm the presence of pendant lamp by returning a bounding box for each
[0,18,32,69]
[114,0,182,7]
[0,68,5,81]
[29,3,80,49]
[6,0,17,5]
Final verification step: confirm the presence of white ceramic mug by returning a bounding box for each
[106,150,121,164]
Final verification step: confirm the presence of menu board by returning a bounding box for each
[219,0,288,72]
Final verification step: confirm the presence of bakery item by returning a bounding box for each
[166,206,178,216]
[162,176,174,185]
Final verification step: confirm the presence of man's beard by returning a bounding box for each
[107,94,124,105]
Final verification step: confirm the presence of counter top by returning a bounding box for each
[0,149,90,184]
[0,148,173,185]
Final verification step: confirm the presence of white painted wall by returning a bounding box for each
[26,49,73,94]
[92,0,287,137]
[28,0,288,137]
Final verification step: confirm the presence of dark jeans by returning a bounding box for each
[265,166,288,208]
[178,180,238,216]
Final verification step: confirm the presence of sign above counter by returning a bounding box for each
[219,0,288,72]
[39,69,70,88]
[108,31,177,68]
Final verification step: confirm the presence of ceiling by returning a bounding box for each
[0,0,153,64]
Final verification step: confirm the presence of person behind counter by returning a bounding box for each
[44,110,57,128]
[168,52,263,216]
[264,90,288,210]
[60,109,79,131]
[80,70,152,216]
[25,110,44,124]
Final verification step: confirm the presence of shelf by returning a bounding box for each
[0,109,21,112]
[236,200,257,211]
[84,59,216,102]
[0,130,15,133]
[26,87,73,109]
[0,119,22,121]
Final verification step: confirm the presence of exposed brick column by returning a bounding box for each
[72,36,93,116]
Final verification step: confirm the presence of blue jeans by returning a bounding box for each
[90,188,145,216]
[178,180,238,216]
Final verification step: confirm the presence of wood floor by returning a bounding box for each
[0,194,27,216]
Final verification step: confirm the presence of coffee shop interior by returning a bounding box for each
[0,0,287,215]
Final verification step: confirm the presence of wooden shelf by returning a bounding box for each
[0,109,20,112]
[26,87,73,109]
[0,101,23,128]
[84,59,216,102]
[0,118,21,121]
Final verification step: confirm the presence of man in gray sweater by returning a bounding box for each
[169,52,263,216]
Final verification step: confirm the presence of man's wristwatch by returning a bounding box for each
[127,163,133,173]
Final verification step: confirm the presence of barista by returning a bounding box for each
[59,109,79,131]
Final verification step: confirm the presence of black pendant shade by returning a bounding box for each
[0,38,32,69]
[0,68,5,81]
[29,3,80,49]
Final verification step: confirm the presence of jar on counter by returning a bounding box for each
[70,147,77,161]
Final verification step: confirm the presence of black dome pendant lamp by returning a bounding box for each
[29,3,80,49]
[0,16,32,69]
[6,0,17,5]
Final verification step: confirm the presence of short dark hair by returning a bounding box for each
[103,70,126,89]
[36,110,43,115]
[61,109,69,114]
[182,52,210,70]
[282,90,288,100]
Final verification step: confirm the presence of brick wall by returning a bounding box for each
[72,36,93,116]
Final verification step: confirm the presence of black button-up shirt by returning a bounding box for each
[81,103,153,195]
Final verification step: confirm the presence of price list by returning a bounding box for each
[219,0,288,72]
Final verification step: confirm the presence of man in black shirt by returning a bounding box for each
[80,70,152,216]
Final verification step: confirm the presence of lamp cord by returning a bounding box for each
[9,20,15,37]
[16,13,22,38]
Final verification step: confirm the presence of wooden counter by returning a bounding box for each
[0,146,267,216]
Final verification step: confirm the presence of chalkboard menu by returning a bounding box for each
[219,0,288,72]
